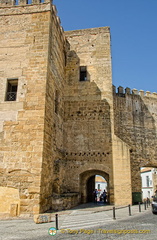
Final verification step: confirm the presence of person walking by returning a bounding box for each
[93,189,98,203]
[102,189,107,203]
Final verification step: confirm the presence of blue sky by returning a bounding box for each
[53,0,157,93]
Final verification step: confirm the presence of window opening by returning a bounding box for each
[6,79,18,101]
[146,176,149,187]
[80,66,87,81]
[55,90,59,114]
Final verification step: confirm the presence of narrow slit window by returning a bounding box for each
[55,90,59,114]
[5,79,18,101]
[80,66,87,81]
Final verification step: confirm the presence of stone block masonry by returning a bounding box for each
[114,88,157,195]
[1,0,157,218]
[0,0,65,216]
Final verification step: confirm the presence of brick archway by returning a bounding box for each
[79,169,109,204]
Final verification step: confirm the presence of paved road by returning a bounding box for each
[0,204,156,240]
[60,210,112,229]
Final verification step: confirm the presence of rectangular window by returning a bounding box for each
[80,66,87,81]
[146,176,149,187]
[5,79,18,101]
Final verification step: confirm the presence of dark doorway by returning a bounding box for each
[80,170,109,204]
[86,175,95,202]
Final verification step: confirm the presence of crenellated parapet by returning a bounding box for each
[0,0,52,16]
[0,0,64,39]
[113,85,157,99]
[0,0,50,7]
[0,0,15,6]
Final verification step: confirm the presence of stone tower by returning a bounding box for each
[1,0,157,218]
[0,0,67,216]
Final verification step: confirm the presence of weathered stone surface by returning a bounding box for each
[10,204,18,217]
[34,214,52,224]
[114,93,157,196]
[0,1,51,216]
[1,0,157,218]
[0,187,19,217]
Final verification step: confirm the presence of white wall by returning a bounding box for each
[141,169,153,199]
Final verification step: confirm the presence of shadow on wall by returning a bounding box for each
[65,50,91,85]
[51,52,112,208]
[113,86,157,194]
[51,46,113,210]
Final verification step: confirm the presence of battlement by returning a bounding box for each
[0,0,53,16]
[0,0,50,7]
[0,0,64,38]
[113,85,157,99]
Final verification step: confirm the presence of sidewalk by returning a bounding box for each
[0,201,151,223]
[46,201,150,216]
[0,203,152,240]
[45,202,152,231]
[34,201,151,224]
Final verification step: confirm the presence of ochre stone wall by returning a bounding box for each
[62,28,114,204]
[114,91,157,196]
[63,28,133,206]
[62,99,112,193]
[39,4,66,213]
[1,1,157,217]
[65,27,113,100]
[0,2,52,216]
[0,187,19,217]
[112,135,132,205]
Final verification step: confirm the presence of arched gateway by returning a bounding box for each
[1,0,157,217]
[80,170,109,204]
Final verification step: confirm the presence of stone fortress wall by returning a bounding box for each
[113,86,157,195]
[0,0,66,216]
[61,27,114,207]
[0,0,157,217]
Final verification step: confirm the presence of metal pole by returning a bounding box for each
[113,207,116,220]
[144,201,146,210]
[139,202,141,212]
[149,198,150,206]
[128,204,131,216]
[55,214,59,230]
